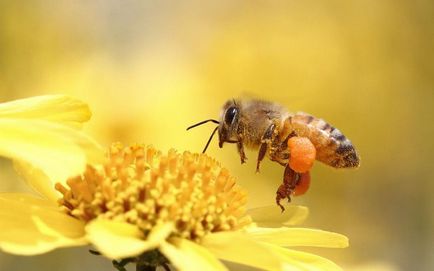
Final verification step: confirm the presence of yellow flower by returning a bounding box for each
[0,95,104,200]
[1,143,348,271]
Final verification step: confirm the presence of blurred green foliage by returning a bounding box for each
[0,1,433,270]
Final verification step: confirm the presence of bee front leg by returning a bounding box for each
[236,123,247,164]
[256,123,276,173]
[237,140,247,164]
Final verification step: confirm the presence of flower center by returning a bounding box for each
[55,143,252,241]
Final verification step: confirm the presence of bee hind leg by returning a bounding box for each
[276,165,300,212]
[256,123,276,173]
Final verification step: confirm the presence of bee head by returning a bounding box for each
[218,99,240,148]
[186,99,240,153]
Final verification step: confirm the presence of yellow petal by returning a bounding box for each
[160,238,228,271]
[263,243,344,271]
[0,193,86,255]
[246,227,349,248]
[147,223,174,244]
[201,231,282,271]
[0,95,91,129]
[247,205,309,227]
[85,220,172,259]
[13,160,60,202]
[0,119,104,184]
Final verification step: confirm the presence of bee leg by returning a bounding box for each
[237,140,247,164]
[276,184,288,212]
[276,165,300,212]
[256,144,267,173]
[235,123,247,164]
[256,124,276,173]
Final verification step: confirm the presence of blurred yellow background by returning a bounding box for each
[0,1,433,270]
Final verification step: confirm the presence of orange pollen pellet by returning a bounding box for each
[293,172,311,196]
[287,137,316,173]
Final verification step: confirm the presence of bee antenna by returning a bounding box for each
[202,126,219,153]
[186,119,219,130]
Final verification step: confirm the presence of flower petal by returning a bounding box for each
[0,119,104,185]
[0,193,86,255]
[13,160,60,202]
[247,205,309,227]
[263,243,344,271]
[160,238,228,271]
[0,95,91,128]
[85,220,172,259]
[246,227,349,248]
[147,223,174,244]
[201,231,282,270]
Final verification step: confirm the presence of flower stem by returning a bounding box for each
[136,263,156,271]
[112,258,135,271]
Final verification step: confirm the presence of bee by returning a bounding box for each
[187,98,360,210]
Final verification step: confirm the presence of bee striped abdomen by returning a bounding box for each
[282,113,360,168]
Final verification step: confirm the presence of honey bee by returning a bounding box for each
[187,98,359,210]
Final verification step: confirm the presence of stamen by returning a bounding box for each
[56,144,252,241]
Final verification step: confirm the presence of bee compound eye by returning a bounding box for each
[224,107,238,124]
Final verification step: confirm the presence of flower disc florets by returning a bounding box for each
[56,143,252,241]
